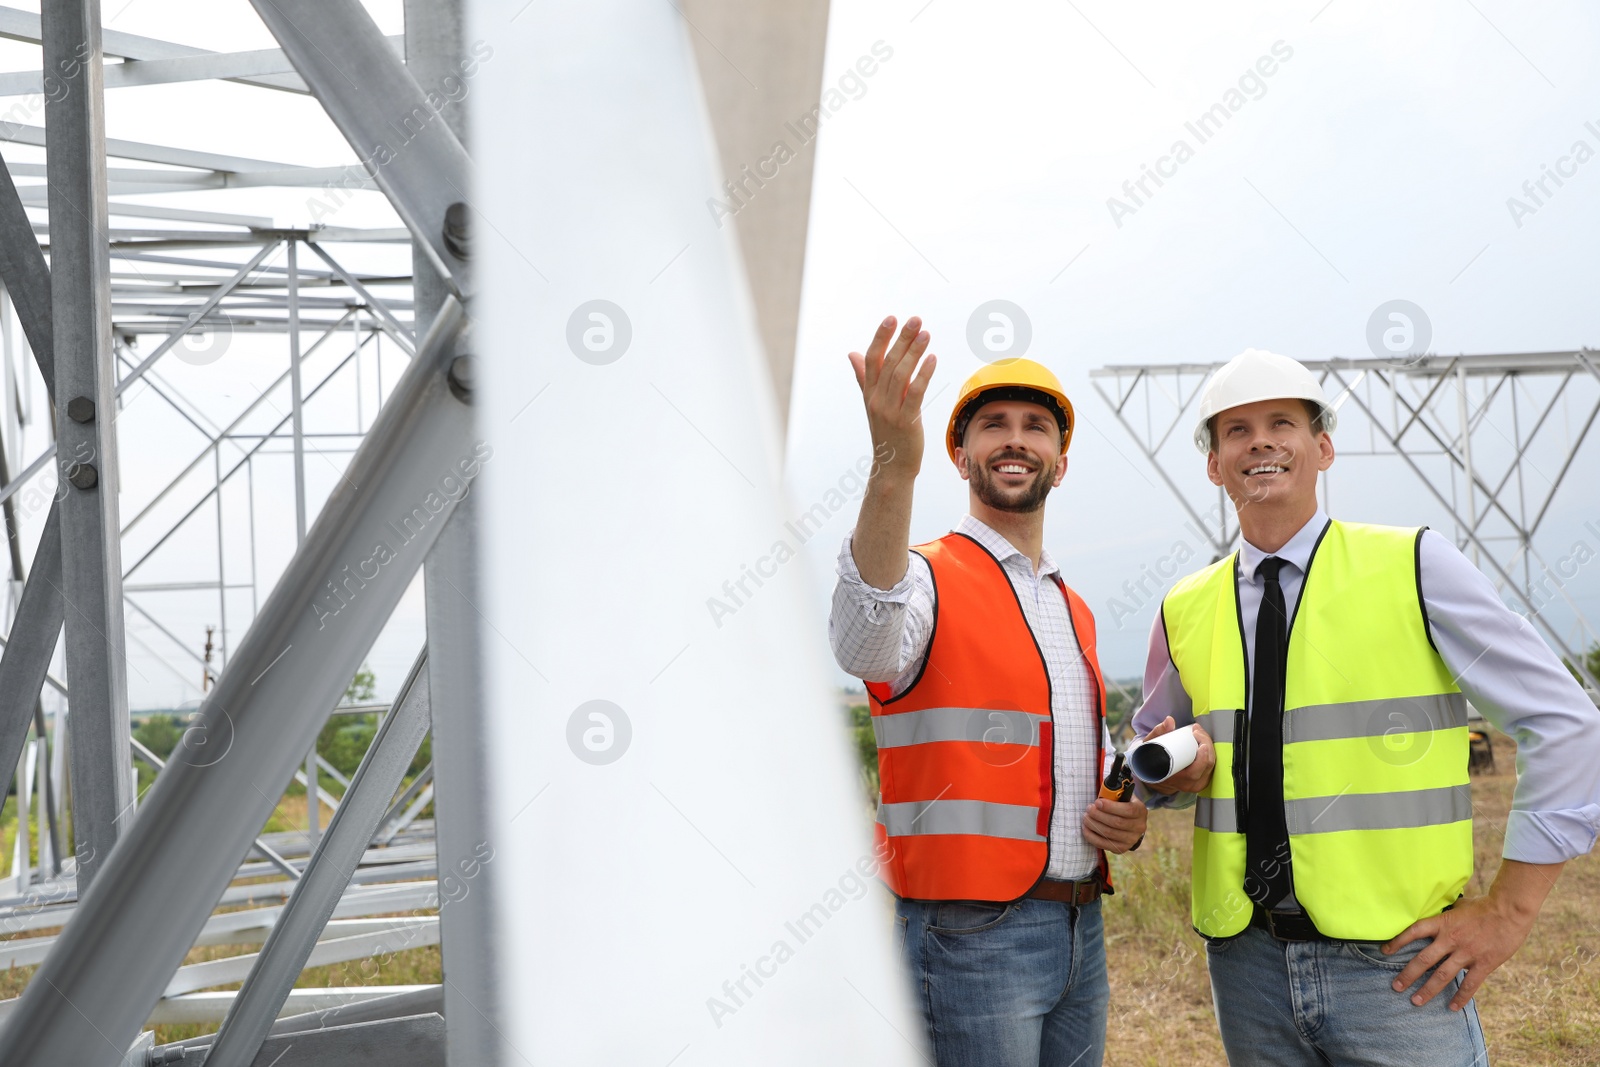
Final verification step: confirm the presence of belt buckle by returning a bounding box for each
[1263,908,1314,941]
[1028,877,1097,905]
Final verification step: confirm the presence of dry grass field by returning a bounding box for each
[1101,730,1600,1066]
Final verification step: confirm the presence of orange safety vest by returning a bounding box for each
[866,531,1110,902]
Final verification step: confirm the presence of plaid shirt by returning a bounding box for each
[830,514,1110,880]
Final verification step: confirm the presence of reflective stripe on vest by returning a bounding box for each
[1163,521,1472,941]
[1196,783,1471,835]
[872,707,1050,749]
[877,799,1046,841]
[866,531,1108,903]
[1196,694,1468,747]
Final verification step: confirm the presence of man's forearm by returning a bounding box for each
[850,472,917,591]
[1487,857,1564,920]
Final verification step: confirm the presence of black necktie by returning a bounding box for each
[1246,556,1293,910]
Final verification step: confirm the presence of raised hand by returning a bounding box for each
[846,315,937,592]
[848,315,937,480]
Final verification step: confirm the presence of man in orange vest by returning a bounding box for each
[830,315,1146,1067]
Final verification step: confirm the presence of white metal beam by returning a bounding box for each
[45,0,134,893]
[0,36,405,97]
[0,299,472,1065]
[249,0,472,294]
[207,649,432,1067]
[0,5,310,94]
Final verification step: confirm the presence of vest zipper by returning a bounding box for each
[1232,707,1249,830]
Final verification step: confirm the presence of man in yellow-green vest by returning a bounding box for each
[1131,348,1600,1066]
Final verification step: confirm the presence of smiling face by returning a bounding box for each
[955,399,1067,513]
[1206,398,1334,516]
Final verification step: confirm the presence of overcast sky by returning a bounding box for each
[788,0,1600,684]
[2,0,1598,707]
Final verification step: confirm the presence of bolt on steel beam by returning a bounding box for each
[44,0,135,891]
[249,0,473,295]
[403,5,502,1063]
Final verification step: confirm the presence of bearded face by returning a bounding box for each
[957,400,1064,513]
[968,446,1056,512]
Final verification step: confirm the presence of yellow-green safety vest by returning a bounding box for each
[1162,520,1472,941]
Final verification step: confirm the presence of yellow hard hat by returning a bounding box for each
[945,359,1075,464]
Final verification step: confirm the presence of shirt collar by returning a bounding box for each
[1238,508,1329,584]
[956,514,1060,579]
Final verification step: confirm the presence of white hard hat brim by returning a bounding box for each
[1192,349,1338,453]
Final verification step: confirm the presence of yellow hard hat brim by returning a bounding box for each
[945,360,1075,464]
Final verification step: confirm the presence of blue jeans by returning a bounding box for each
[896,896,1108,1067]
[1205,925,1489,1066]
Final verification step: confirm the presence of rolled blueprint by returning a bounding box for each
[1128,726,1200,784]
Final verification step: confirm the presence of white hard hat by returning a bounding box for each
[1193,348,1337,453]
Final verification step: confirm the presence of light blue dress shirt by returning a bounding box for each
[1131,508,1600,865]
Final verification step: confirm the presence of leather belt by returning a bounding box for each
[1026,877,1101,906]
[1249,905,1329,942]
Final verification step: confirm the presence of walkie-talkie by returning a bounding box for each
[1098,751,1134,802]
